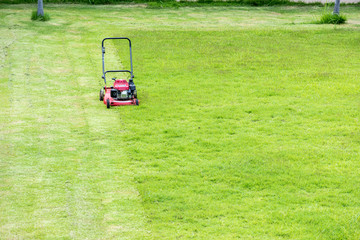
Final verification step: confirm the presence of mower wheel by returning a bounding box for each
[99,88,104,101]
[106,99,110,109]
[135,99,139,106]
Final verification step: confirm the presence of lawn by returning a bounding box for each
[1,3,360,239]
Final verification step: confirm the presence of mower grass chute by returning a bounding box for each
[99,37,139,108]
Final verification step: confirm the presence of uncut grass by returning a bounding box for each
[120,30,360,238]
[1,4,360,239]
[316,13,347,24]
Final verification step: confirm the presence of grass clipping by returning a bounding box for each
[31,11,50,21]
[316,13,347,24]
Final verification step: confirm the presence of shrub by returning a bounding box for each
[316,13,347,24]
[31,11,50,21]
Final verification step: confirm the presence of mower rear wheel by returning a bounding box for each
[106,99,110,109]
[99,88,104,101]
[135,99,139,106]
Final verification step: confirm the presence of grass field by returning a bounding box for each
[1,4,360,239]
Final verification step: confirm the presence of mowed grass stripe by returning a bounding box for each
[0,11,148,239]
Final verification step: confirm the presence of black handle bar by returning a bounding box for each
[102,37,131,48]
[103,70,134,78]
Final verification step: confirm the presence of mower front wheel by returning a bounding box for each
[135,99,139,106]
[106,99,110,109]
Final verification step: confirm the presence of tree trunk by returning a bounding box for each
[37,0,44,17]
[333,0,340,15]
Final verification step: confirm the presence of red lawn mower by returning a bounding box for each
[99,37,139,108]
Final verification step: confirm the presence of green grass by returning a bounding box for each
[1,4,360,239]
[316,13,347,24]
[31,10,50,21]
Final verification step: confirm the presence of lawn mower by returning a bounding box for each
[99,37,139,108]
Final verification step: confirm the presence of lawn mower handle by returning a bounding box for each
[103,70,133,79]
[101,37,134,85]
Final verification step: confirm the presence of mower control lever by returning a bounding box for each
[112,77,116,81]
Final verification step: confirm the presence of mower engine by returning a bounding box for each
[108,79,137,100]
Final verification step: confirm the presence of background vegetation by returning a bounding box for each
[0,0,323,6]
[1,3,360,239]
